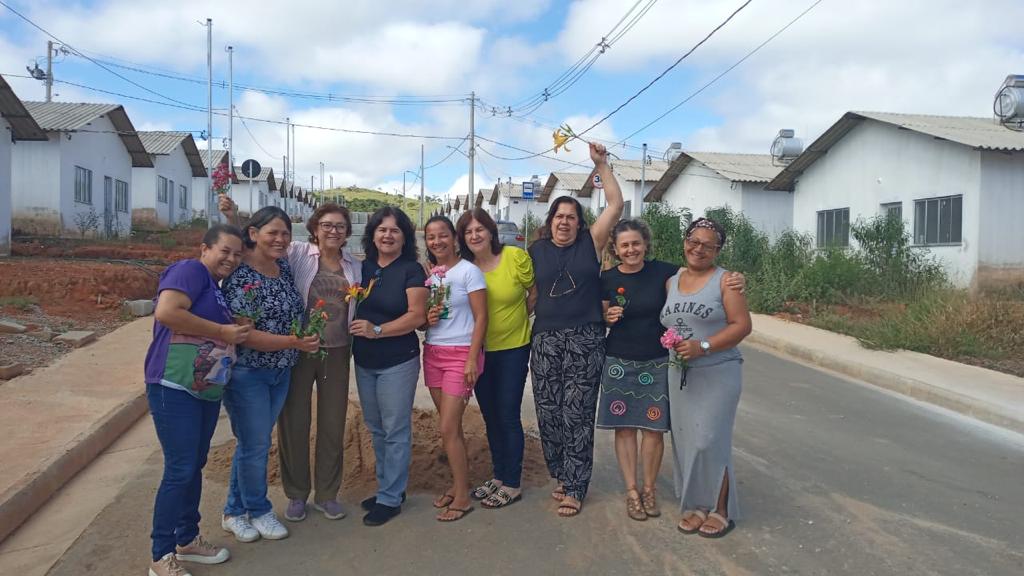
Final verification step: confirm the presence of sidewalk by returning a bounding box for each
[747,313,1024,434]
[0,318,151,543]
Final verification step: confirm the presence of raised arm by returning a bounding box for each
[588,142,624,255]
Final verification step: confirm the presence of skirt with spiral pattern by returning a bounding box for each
[595,355,670,432]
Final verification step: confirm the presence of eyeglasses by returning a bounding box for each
[318,222,348,233]
[685,238,720,252]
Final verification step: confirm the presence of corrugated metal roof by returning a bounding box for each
[23,100,152,167]
[767,111,1024,191]
[578,159,669,198]
[645,152,781,201]
[539,171,590,201]
[0,75,46,140]
[234,165,277,190]
[138,131,207,177]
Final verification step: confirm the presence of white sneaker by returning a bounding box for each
[251,511,289,540]
[175,534,230,564]
[221,514,260,543]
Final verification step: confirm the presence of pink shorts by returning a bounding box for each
[423,343,485,399]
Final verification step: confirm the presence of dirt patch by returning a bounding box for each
[12,229,202,263]
[0,259,160,318]
[207,403,549,496]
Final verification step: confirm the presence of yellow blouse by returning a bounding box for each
[483,246,535,351]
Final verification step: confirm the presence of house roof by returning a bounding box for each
[578,159,669,198]
[137,131,207,177]
[234,165,277,191]
[0,75,46,140]
[767,111,1024,191]
[475,189,487,209]
[539,171,589,202]
[22,101,153,167]
[494,181,524,199]
[645,152,781,201]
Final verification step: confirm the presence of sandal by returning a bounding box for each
[550,484,566,502]
[641,488,661,517]
[482,488,522,509]
[697,511,735,539]
[626,492,647,521]
[432,492,455,509]
[437,506,474,522]
[472,480,500,501]
[677,510,708,534]
[557,497,582,518]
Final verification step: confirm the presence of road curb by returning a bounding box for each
[0,392,148,543]
[746,331,1024,435]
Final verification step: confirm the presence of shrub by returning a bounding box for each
[641,202,686,265]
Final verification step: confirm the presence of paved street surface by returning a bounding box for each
[42,346,1024,575]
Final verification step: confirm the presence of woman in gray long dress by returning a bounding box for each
[660,217,752,539]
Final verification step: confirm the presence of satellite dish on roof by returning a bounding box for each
[770,129,803,166]
[994,74,1024,131]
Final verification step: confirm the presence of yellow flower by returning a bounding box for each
[553,128,571,153]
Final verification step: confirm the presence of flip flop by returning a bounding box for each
[437,506,474,522]
[432,493,455,509]
[697,511,735,539]
[677,510,708,535]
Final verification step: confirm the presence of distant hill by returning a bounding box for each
[315,187,441,218]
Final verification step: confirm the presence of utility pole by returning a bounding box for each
[469,91,475,198]
[205,18,213,228]
[639,142,647,218]
[330,175,333,189]
[45,40,54,102]
[227,45,234,196]
[285,117,290,187]
[291,123,296,185]
[320,162,324,193]
[419,144,425,229]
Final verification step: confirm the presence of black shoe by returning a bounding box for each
[362,503,401,526]
[360,492,406,512]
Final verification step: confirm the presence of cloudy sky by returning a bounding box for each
[2,0,1022,201]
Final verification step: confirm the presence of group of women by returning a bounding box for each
[141,142,751,576]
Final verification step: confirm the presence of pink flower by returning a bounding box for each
[660,328,684,351]
[429,265,448,279]
[424,277,434,288]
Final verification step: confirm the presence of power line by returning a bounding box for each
[234,105,275,158]
[485,0,755,161]
[425,137,469,170]
[621,0,825,144]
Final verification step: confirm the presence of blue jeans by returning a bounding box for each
[474,344,531,488]
[222,365,290,518]
[148,383,221,561]
[354,356,419,507]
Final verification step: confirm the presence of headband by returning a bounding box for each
[687,219,723,246]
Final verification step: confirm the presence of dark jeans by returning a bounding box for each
[474,344,530,489]
[148,383,221,561]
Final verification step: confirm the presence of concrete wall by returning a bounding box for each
[660,162,742,224]
[0,119,11,255]
[13,115,132,237]
[739,182,793,241]
[792,120,981,288]
[977,151,1024,287]
[132,148,193,229]
[233,181,269,218]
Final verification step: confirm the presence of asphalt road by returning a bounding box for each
[48,346,1024,576]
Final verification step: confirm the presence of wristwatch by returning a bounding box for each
[699,340,711,355]
[372,324,383,338]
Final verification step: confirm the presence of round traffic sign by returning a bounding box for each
[241,159,262,178]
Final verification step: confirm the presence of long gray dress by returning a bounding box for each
[660,266,742,518]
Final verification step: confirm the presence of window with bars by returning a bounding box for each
[881,202,902,221]
[115,180,129,212]
[158,176,168,203]
[914,195,962,245]
[816,208,850,248]
[74,166,93,204]
[179,185,187,209]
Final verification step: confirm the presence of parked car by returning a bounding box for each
[496,220,526,249]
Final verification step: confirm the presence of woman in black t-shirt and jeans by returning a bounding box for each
[529,142,624,518]
[598,219,745,522]
[350,207,428,527]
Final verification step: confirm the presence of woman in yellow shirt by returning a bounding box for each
[456,208,537,508]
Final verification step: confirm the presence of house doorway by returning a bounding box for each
[103,176,114,237]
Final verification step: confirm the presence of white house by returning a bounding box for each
[645,152,790,240]
[0,75,47,256]
[538,171,591,210]
[132,132,206,229]
[233,164,276,217]
[193,148,232,221]
[493,180,547,226]
[11,101,152,238]
[766,111,1024,289]
[578,159,669,218]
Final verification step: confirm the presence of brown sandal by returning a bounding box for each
[550,483,566,502]
[626,492,647,521]
[641,488,660,517]
[677,509,708,534]
[557,497,582,517]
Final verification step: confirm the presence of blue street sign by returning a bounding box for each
[522,181,534,200]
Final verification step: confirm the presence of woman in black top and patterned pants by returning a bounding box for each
[529,142,623,517]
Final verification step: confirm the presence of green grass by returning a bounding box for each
[0,296,39,310]
[317,187,441,217]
